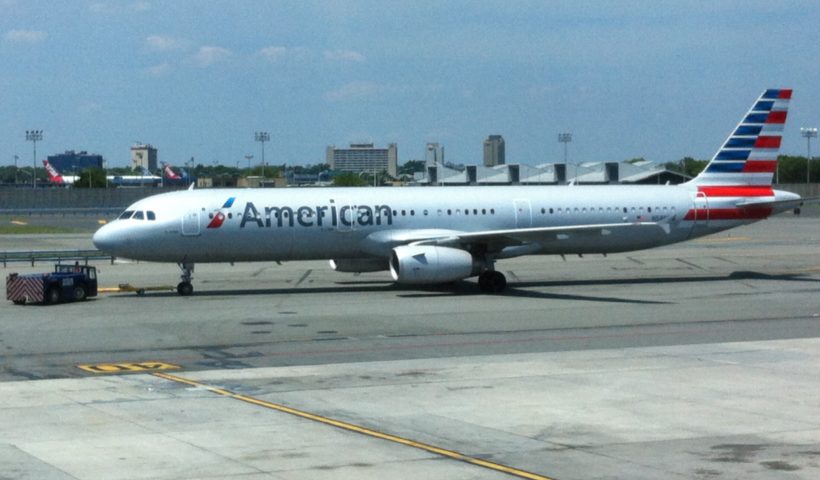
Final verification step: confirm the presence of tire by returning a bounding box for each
[45,287,61,305]
[73,284,87,301]
[177,282,194,296]
[478,271,507,293]
[13,299,26,305]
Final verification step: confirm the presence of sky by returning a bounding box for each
[1,0,819,170]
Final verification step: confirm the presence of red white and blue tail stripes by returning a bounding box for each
[692,88,791,187]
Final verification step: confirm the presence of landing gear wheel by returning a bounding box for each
[176,262,195,296]
[478,270,507,293]
[177,282,194,296]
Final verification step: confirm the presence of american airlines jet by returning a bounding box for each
[93,89,804,296]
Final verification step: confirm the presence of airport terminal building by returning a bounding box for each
[326,143,398,177]
[47,150,103,174]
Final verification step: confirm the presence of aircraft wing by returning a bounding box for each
[362,222,667,257]
[415,222,665,251]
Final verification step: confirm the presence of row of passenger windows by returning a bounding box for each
[207,205,675,221]
[538,206,676,215]
[118,210,156,221]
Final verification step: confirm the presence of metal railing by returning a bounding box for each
[1,250,114,267]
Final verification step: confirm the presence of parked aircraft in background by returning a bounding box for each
[43,160,162,187]
[94,89,805,296]
[109,167,162,187]
[162,162,196,186]
[43,160,78,185]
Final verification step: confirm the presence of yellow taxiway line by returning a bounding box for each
[154,371,555,480]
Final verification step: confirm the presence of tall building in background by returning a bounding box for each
[47,150,103,174]
[131,143,158,171]
[425,143,444,167]
[326,143,398,177]
[483,135,505,167]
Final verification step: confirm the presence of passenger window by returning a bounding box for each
[133,211,144,220]
[147,211,156,220]
[118,210,134,220]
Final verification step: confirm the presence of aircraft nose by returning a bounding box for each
[92,223,121,254]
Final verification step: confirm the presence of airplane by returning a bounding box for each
[93,88,806,296]
[43,160,162,187]
[43,160,78,185]
[161,162,196,186]
[109,167,162,187]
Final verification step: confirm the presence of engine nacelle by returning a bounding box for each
[389,245,475,284]
[329,258,388,273]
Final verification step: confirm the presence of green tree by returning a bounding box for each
[399,160,426,175]
[332,172,368,187]
[74,167,107,188]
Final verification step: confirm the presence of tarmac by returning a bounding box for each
[1,209,819,479]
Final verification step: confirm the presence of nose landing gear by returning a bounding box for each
[177,262,194,296]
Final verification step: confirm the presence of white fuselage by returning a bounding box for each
[91,184,790,264]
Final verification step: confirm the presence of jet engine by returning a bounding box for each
[389,245,476,284]
[329,258,388,273]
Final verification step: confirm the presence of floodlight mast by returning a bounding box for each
[255,132,270,179]
[558,132,573,181]
[801,127,817,183]
[25,130,43,188]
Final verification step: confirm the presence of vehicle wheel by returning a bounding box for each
[13,299,26,305]
[73,284,87,301]
[177,282,194,296]
[45,287,61,305]
[478,271,507,293]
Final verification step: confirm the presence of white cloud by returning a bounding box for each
[323,49,366,63]
[257,46,312,62]
[144,63,171,77]
[191,46,231,67]
[259,46,288,60]
[145,34,188,52]
[324,81,383,102]
[4,29,47,43]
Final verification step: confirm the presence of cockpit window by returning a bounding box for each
[118,210,134,220]
[133,211,145,220]
[147,211,156,220]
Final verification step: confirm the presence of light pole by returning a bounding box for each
[26,130,43,188]
[801,127,817,184]
[244,154,253,174]
[558,132,573,181]
[13,155,19,185]
[255,131,269,178]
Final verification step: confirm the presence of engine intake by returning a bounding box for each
[390,245,475,284]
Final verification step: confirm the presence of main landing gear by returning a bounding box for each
[477,269,507,293]
[177,262,194,296]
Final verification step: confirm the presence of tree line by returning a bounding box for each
[1,156,819,186]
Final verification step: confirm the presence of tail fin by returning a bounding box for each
[689,88,791,186]
[162,162,182,180]
[42,159,64,184]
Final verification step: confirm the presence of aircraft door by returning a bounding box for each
[181,211,201,236]
[514,199,532,228]
[692,191,709,229]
